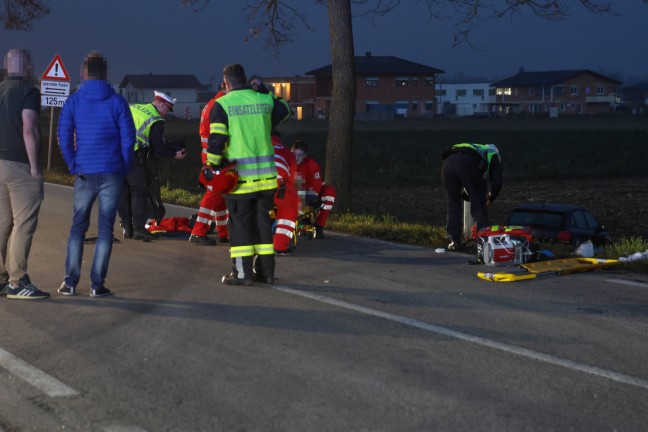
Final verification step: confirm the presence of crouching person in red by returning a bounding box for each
[291,140,336,239]
[188,87,229,246]
[271,131,298,254]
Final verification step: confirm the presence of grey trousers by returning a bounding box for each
[0,160,44,285]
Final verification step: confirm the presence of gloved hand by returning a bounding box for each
[202,165,215,181]
[487,192,496,205]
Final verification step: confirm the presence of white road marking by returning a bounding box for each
[606,278,648,288]
[0,347,79,397]
[273,285,648,391]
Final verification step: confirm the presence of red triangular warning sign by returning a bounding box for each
[41,54,70,81]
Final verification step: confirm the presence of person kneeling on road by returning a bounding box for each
[291,140,336,239]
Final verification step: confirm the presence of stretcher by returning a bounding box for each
[297,205,318,239]
[477,257,620,282]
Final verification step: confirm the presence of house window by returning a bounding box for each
[411,100,418,110]
[597,86,605,95]
[473,89,484,97]
[365,77,379,88]
[437,89,446,96]
[365,100,380,111]
[585,87,591,94]
[528,88,534,96]
[560,104,565,111]
[127,91,138,102]
[411,78,418,87]
[496,87,512,96]
[570,86,579,96]
[425,77,435,87]
[455,89,467,99]
[424,100,434,111]
[395,77,409,87]
[488,88,496,96]
[553,86,565,96]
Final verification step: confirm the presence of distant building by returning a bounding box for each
[119,74,209,119]
[435,83,496,117]
[491,69,622,116]
[263,75,316,120]
[618,81,648,114]
[306,52,444,120]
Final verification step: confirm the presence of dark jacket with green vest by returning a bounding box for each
[443,143,503,200]
[206,87,291,195]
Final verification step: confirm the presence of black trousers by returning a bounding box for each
[225,188,276,279]
[441,152,489,242]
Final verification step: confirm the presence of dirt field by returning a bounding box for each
[354,177,648,241]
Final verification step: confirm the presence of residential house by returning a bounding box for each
[436,83,496,117]
[619,82,648,113]
[119,74,209,119]
[263,75,316,120]
[305,52,444,120]
[491,69,621,116]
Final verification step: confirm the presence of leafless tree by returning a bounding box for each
[1,0,49,30]
[179,0,643,213]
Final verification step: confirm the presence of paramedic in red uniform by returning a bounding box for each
[270,130,298,254]
[188,86,229,246]
[441,143,502,251]
[290,140,336,239]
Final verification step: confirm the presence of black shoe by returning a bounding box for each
[6,275,49,300]
[58,282,76,296]
[314,225,324,239]
[253,273,275,284]
[91,286,112,298]
[122,226,133,239]
[274,248,292,256]
[447,239,467,251]
[218,237,229,244]
[133,228,155,241]
[188,234,217,246]
[221,273,253,286]
[120,221,133,239]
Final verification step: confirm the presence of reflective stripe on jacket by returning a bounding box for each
[130,103,164,151]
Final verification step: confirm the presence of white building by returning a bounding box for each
[435,82,496,117]
[119,74,212,119]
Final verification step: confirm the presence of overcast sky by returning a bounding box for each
[1,0,647,86]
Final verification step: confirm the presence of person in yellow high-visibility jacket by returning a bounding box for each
[207,64,291,285]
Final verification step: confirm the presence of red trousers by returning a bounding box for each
[273,188,298,252]
[315,185,336,227]
[191,184,228,238]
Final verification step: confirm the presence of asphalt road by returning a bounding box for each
[0,183,647,432]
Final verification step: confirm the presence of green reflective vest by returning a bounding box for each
[212,90,278,194]
[130,103,164,151]
[452,143,499,176]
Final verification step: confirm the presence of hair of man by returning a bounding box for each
[223,63,247,88]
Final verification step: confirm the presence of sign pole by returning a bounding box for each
[47,106,54,171]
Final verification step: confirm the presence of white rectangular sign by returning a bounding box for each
[41,80,70,96]
[41,95,67,108]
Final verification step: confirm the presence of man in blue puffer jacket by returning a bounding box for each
[57,51,136,298]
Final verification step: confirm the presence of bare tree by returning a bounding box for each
[177,0,643,213]
[1,0,50,30]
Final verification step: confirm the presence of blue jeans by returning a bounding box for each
[65,174,123,290]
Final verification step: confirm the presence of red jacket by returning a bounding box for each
[272,135,298,204]
[295,156,323,202]
[199,91,226,164]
